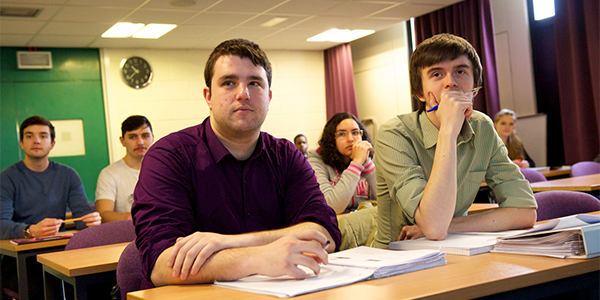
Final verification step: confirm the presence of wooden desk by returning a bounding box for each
[127,254,598,300]
[530,174,600,192]
[538,166,571,178]
[127,213,600,300]
[37,242,129,300]
[468,203,499,215]
[0,235,72,300]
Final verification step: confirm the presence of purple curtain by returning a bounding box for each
[554,0,599,163]
[414,0,500,118]
[324,43,359,120]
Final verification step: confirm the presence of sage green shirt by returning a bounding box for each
[372,111,537,248]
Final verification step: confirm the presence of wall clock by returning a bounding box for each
[121,56,153,89]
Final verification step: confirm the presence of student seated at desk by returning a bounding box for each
[372,34,537,248]
[494,109,535,168]
[95,115,154,223]
[308,113,376,214]
[293,134,308,157]
[132,39,340,289]
[0,116,101,298]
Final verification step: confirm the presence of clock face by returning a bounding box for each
[121,56,153,89]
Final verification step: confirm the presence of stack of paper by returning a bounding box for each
[494,230,585,257]
[214,246,446,298]
[389,233,510,256]
[493,214,600,259]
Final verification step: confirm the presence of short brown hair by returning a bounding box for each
[20,116,55,142]
[410,34,483,113]
[204,39,272,89]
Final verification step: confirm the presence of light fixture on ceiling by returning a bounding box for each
[132,24,177,39]
[102,22,177,39]
[0,7,41,17]
[260,17,288,27]
[307,29,375,43]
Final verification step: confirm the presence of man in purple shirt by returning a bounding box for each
[132,39,341,288]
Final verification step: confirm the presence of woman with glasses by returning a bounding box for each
[308,112,376,214]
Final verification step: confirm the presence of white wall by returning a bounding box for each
[491,0,546,166]
[350,23,413,140]
[101,49,326,162]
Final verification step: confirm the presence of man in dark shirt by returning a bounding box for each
[132,39,340,288]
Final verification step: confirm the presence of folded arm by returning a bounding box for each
[95,199,132,223]
[151,222,334,286]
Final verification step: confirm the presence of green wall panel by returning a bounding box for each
[1,47,108,203]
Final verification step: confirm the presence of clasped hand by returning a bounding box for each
[398,224,425,241]
[167,230,330,281]
[434,90,474,135]
[350,141,373,165]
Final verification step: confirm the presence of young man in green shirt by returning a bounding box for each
[373,34,537,248]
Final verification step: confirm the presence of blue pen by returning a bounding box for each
[426,86,482,112]
[323,240,331,249]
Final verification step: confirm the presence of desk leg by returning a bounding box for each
[42,266,63,300]
[16,254,29,300]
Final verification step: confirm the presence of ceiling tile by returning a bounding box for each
[344,17,405,31]
[0,19,46,34]
[89,37,153,48]
[38,21,113,36]
[0,34,34,47]
[373,3,444,19]
[141,0,217,11]
[322,2,396,17]
[292,15,360,29]
[52,6,131,22]
[267,0,344,15]
[206,0,285,13]
[28,35,97,47]
[65,0,146,8]
[123,9,199,24]
[185,12,256,26]
[242,14,311,28]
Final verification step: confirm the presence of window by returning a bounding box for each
[533,0,555,21]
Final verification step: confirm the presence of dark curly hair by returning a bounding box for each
[318,112,372,172]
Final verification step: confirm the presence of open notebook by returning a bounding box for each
[214,246,446,298]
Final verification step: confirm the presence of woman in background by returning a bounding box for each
[308,112,376,214]
[494,109,535,168]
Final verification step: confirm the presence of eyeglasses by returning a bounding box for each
[335,129,363,140]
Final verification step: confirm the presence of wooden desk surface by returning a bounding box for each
[467,203,499,215]
[37,242,129,277]
[537,166,571,178]
[127,253,599,300]
[128,212,600,300]
[530,174,600,192]
[0,231,75,253]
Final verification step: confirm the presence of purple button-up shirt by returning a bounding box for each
[132,117,340,288]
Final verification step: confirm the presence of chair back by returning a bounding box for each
[65,220,136,250]
[520,169,547,183]
[534,190,600,221]
[117,242,143,299]
[571,161,600,177]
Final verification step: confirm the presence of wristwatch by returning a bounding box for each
[23,225,32,239]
